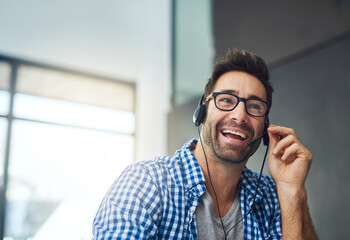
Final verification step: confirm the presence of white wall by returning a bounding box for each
[0,0,171,162]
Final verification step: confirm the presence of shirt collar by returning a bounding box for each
[177,139,266,201]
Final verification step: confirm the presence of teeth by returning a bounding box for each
[222,129,247,139]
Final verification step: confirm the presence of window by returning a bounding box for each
[0,56,135,240]
[0,118,7,179]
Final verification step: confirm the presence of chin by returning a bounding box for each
[213,147,249,165]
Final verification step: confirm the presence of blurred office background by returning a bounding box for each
[0,0,349,239]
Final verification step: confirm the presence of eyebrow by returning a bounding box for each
[219,89,266,102]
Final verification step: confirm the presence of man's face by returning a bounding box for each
[202,71,267,164]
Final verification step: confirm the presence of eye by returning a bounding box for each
[249,103,262,110]
[247,100,266,115]
[214,93,238,110]
[216,94,236,106]
[219,97,233,104]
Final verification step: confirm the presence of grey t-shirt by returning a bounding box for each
[195,190,244,239]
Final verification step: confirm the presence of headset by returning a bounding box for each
[193,94,270,238]
[193,94,270,146]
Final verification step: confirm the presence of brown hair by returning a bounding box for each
[204,48,273,107]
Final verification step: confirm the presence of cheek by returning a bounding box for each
[204,106,225,126]
[204,113,220,133]
[203,114,219,139]
[254,121,266,135]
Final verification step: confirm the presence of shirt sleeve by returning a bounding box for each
[92,164,163,240]
[269,211,282,239]
[265,175,282,240]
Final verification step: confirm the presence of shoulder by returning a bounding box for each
[104,139,198,206]
[108,156,177,199]
[92,157,180,238]
[93,140,201,239]
[92,159,167,238]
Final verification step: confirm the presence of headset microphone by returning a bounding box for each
[248,132,267,148]
[248,117,270,148]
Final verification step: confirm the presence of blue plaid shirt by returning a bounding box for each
[93,139,282,239]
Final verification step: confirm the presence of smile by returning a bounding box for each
[221,129,247,140]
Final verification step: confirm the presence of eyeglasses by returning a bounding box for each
[206,92,270,117]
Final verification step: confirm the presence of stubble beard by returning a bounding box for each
[202,119,255,165]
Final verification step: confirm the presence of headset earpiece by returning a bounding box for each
[262,117,270,146]
[193,95,206,127]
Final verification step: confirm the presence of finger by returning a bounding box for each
[281,142,299,162]
[272,135,295,155]
[268,131,280,150]
[268,125,296,138]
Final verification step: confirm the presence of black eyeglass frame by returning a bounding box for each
[206,92,271,117]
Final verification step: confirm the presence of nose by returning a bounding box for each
[229,101,248,123]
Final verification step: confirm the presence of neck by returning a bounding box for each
[193,137,246,217]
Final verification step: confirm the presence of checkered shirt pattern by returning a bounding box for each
[92,139,282,239]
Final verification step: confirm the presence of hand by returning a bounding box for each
[267,125,313,190]
[268,125,318,239]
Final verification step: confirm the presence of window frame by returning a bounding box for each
[0,54,136,239]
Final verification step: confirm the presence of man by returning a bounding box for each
[93,49,317,239]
